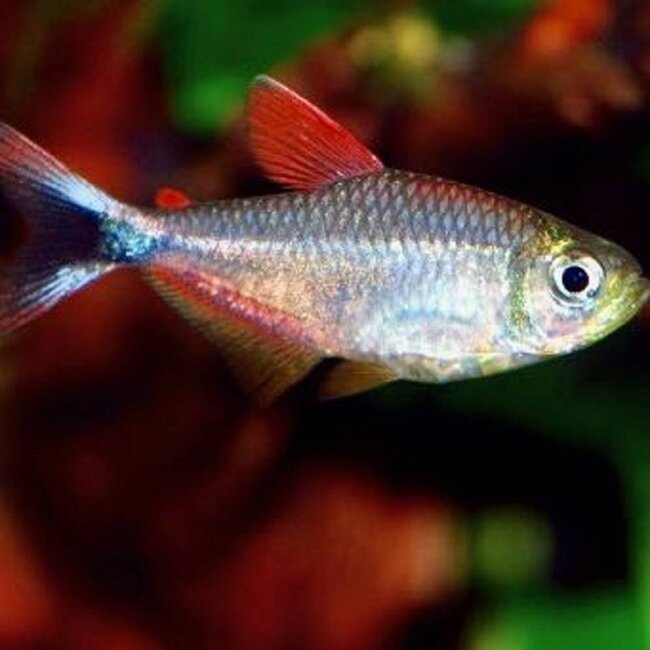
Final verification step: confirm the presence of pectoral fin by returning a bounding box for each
[319,360,396,400]
[146,265,321,405]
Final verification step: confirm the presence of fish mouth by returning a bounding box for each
[629,276,650,310]
[584,273,649,345]
[607,275,650,330]
[638,277,650,304]
[634,276,650,318]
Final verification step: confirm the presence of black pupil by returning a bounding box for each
[562,265,590,293]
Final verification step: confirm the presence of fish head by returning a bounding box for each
[510,216,649,356]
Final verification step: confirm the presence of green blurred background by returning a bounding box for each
[0,1,648,648]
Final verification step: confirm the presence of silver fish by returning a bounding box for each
[0,76,647,402]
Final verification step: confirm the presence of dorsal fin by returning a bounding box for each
[247,75,383,191]
[155,187,192,209]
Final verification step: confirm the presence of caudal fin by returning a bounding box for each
[0,123,116,333]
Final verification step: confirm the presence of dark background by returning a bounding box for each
[0,1,648,648]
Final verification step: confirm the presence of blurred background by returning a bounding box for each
[0,0,649,648]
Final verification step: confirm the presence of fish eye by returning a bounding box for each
[551,253,604,304]
[561,265,589,293]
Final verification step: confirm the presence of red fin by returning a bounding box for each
[146,265,321,405]
[248,75,383,190]
[155,187,192,209]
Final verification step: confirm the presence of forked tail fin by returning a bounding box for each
[0,123,117,333]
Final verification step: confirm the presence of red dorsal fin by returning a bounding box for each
[155,187,192,209]
[248,75,383,190]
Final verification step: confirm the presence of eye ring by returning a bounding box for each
[551,253,604,304]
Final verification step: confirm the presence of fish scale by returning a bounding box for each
[146,170,536,381]
[0,75,647,402]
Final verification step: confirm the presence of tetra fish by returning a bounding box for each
[0,76,647,402]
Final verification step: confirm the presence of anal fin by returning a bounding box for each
[146,265,321,405]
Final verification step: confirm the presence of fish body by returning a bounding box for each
[0,76,647,402]
[142,172,539,381]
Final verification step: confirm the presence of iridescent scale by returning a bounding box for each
[0,74,645,400]
[149,170,542,381]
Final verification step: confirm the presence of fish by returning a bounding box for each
[0,75,648,403]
